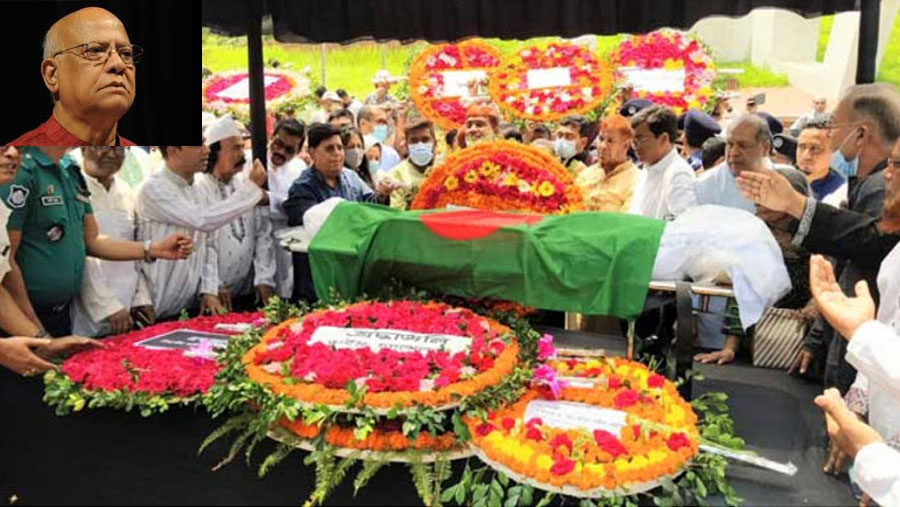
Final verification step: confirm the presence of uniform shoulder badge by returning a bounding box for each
[7,185,30,209]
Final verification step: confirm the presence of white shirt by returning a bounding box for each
[195,173,276,296]
[71,174,152,337]
[379,144,402,173]
[846,242,900,456]
[628,147,696,220]
[852,442,900,507]
[694,163,757,214]
[262,154,306,224]
[135,166,262,318]
[0,201,10,282]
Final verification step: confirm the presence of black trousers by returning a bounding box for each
[35,302,72,337]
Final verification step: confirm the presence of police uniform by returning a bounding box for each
[683,109,722,171]
[0,200,11,283]
[617,99,653,118]
[1,148,93,336]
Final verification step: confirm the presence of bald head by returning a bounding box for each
[43,8,127,59]
[728,114,771,146]
[838,83,900,149]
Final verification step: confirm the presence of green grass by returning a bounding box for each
[876,7,900,89]
[714,61,790,88]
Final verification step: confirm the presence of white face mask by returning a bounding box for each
[344,148,363,169]
[554,138,577,161]
[408,142,434,167]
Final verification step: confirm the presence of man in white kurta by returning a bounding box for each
[627,105,696,221]
[136,139,265,319]
[71,147,153,337]
[198,141,277,304]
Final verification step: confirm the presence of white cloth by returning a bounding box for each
[851,442,900,507]
[846,242,900,458]
[195,173,276,297]
[0,201,11,282]
[135,166,262,318]
[378,144,402,173]
[820,180,849,209]
[694,163,757,214]
[347,99,364,122]
[848,320,900,406]
[628,147,696,220]
[652,205,792,329]
[71,174,152,337]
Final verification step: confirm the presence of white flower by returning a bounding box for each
[460,366,477,378]
[419,378,436,392]
[302,372,317,382]
[517,180,532,193]
[582,87,593,97]
[262,362,282,374]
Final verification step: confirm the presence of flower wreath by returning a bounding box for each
[465,355,699,496]
[613,29,716,114]
[43,312,264,416]
[201,69,312,121]
[489,42,614,122]
[409,39,503,130]
[410,140,584,214]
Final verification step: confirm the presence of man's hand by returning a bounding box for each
[694,348,735,365]
[131,305,156,327]
[815,388,882,473]
[217,286,233,313]
[0,337,58,376]
[735,168,806,218]
[787,348,814,375]
[374,177,399,197]
[248,159,267,188]
[201,294,226,315]
[255,285,275,306]
[150,233,194,260]
[809,255,876,340]
[34,336,104,360]
[106,308,134,335]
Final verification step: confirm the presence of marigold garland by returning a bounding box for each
[465,356,699,494]
[410,140,584,214]
[409,40,503,130]
[489,42,614,122]
[243,301,520,411]
[613,29,716,114]
[279,418,459,453]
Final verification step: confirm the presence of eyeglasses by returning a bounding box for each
[53,41,143,66]
[887,158,900,172]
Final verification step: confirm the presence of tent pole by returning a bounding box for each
[247,10,268,168]
[856,0,880,84]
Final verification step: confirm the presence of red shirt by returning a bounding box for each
[8,114,135,146]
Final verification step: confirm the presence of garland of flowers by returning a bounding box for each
[613,29,716,114]
[43,311,264,417]
[243,301,519,412]
[200,290,542,506]
[409,40,503,130]
[464,356,699,496]
[489,42,614,122]
[201,69,313,123]
[410,140,585,214]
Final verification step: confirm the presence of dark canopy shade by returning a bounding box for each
[203,0,859,43]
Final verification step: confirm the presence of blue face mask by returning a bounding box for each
[372,124,390,144]
[368,158,381,173]
[831,128,861,178]
[408,142,434,167]
[554,138,577,161]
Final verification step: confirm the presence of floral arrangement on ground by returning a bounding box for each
[43,311,264,417]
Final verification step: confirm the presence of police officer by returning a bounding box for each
[1,147,193,336]
[683,109,722,171]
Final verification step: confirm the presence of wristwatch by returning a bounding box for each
[33,329,48,338]
[143,240,156,264]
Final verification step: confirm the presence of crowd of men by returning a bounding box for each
[0,69,899,503]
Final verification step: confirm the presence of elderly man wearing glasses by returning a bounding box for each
[9,7,141,146]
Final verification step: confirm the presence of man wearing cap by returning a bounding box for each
[618,99,653,118]
[197,120,277,311]
[310,91,342,125]
[9,8,137,146]
[464,105,501,146]
[365,70,399,107]
[683,109,722,172]
[1,147,192,336]
[136,118,267,319]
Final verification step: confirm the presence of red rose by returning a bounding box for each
[666,432,691,451]
[550,457,575,476]
[607,376,621,389]
[647,373,665,388]
[593,430,627,457]
[526,427,543,441]
[501,418,516,431]
[475,423,495,437]
[614,389,639,409]
[549,433,573,453]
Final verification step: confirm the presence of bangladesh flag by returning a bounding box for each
[308,202,666,319]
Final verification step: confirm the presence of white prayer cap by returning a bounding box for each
[205,115,242,146]
[372,69,396,84]
[202,112,216,130]
[363,134,380,149]
[322,91,341,102]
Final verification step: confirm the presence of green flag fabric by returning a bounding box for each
[308,202,666,319]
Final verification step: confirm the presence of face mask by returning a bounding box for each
[554,138,577,161]
[408,142,434,167]
[368,159,381,173]
[372,124,390,144]
[344,148,363,169]
[831,128,861,178]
